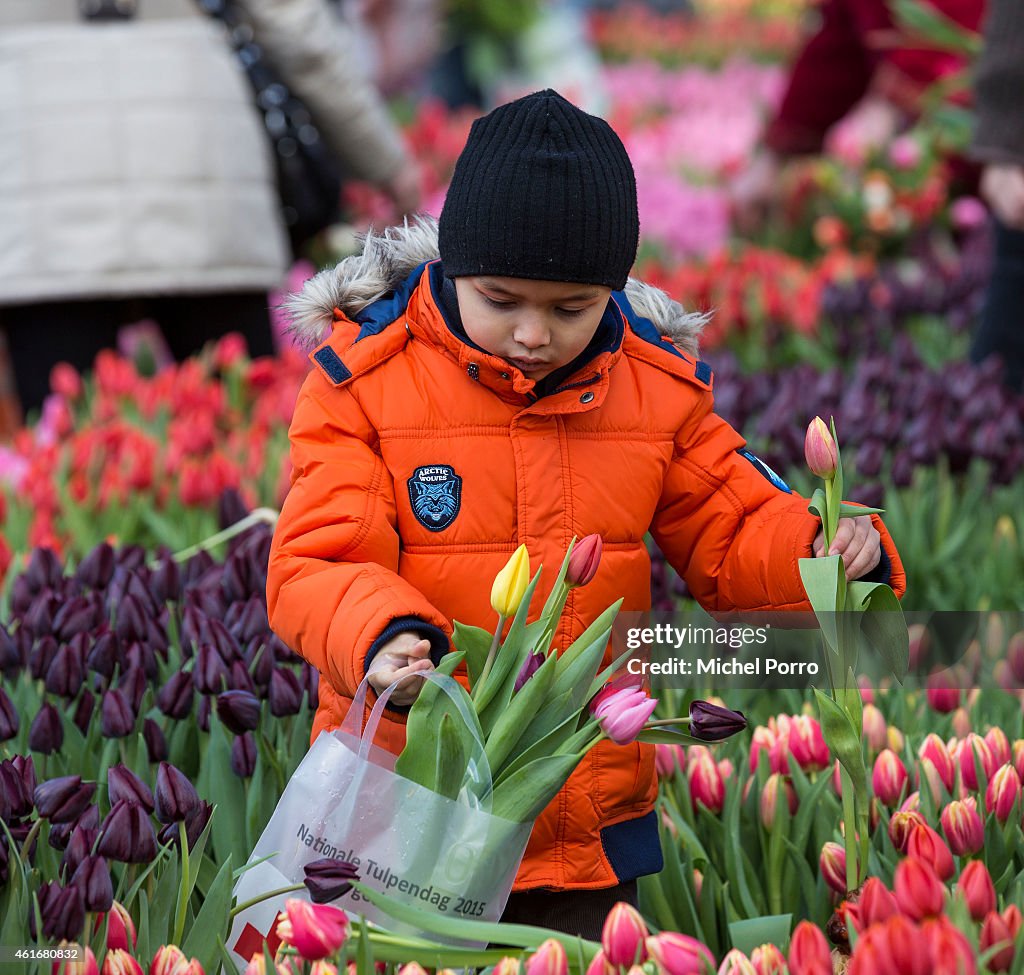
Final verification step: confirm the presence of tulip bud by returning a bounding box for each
[494,959,523,975]
[893,857,945,921]
[107,765,155,814]
[275,899,349,961]
[957,733,995,791]
[304,857,360,905]
[906,824,954,881]
[644,932,715,975]
[687,747,725,814]
[567,534,603,588]
[490,545,531,618]
[601,902,648,967]
[100,690,136,739]
[986,764,1022,823]
[789,715,829,772]
[1004,904,1024,939]
[513,652,545,694]
[397,965,427,975]
[872,749,908,806]
[861,704,887,753]
[951,707,971,739]
[985,727,1011,768]
[215,690,261,735]
[29,702,65,755]
[857,877,899,929]
[101,948,144,975]
[750,944,785,975]
[96,800,157,864]
[980,912,1015,973]
[787,920,831,975]
[689,700,747,742]
[0,687,18,742]
[925,672,960,714]
[717,949,756,975]
[523,940,568,975]
[956,861,996,922]
[157,672,194,720]
[819,842,847,895]
[921,916,977,975]
[759,773,796,830]
[143,719,169,763]
[34,776,97,824]
[804,417,838,479]
[230,733,257,778]
[918,734,955,793]
[70,855,114,913]
[269,668,304,717]
[194,645,229,695]
[51,944,99,975]
[593,688,658,746]
[45,645,85,699]
[939,797,984,856]
[157,800,213,851]
[155,762,199,824]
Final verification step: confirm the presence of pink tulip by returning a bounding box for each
[276,899,348,961]
[980,912,1015,973]
[939,797,984,856]
[593,688,658,745]
[893,857,945,921]
[52,947,99,975]
[905,824,954,881]
[601,903,648,967]
[99,902,137,952]
[804,417,838,479]
[655,744,685,778]
[717,949,756,975]
[956,734,995,791]
[887,809,925,853]
[688,747,725,814]
[645,932,716,975]
[750,943,786,975]
[788,716,829,772]
[862,704,887,753]
[101,951,144,975]
[957,861,996,922]
[584,952,612,975]
[872,750,908,806]
[920,916,978,975]
[1013,740,1024,783]
[525,939,568,975]
[925,672,960,714]
[856,877,898,929]
[985,728,1011,768]
[759,773,797,830]
[567,534,603,588]
[150,946,204,975]
[786,921,831,975]
[493,959,522,975]
[951,708,972,740]
[985,764,1022,823]
[819,842,847,896]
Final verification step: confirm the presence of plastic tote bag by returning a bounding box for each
[226,674,532,969]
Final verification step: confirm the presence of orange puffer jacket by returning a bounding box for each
[267,220,906,892]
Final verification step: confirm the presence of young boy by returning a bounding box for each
[267,89,905,939]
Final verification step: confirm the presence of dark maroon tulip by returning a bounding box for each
[304,664,319,709]
[221,555,250,604]
[29,634,59,679]
[194,644,228,695]
[11,755,36,799]
[216,690,261,734]
[97,800,157,863]
[142,719,169,764]
[24,592,58,638]
[72,690,95,736]
[0,624,21,674]
[28,702,64,755]
[86,632,119,679]
[0,688,18,741]
[157,671,194,720]
[114,593,149,644]
[75,542,116,590]
[205,619,240,663]
[45,645,85,699]
[247,641,274,689]
[158,799,213,851]
[230,733,257,778]
[100,689,136,739]
[49,803,100,851]
[182,548,215,586]
[125,572,160,619]
[304,857,360,904]
[124,641,158,681]
[0,762,32,821]
[688,700,747,742]
[231,659,258,695]
[70,854,113,912]
[0,835,8,885]
[231,596,269,645]
[513,652,544,693]
[33,775,96,823]
[190,585,225,620]
[268,634,294,664]
[218,486,250,532]
[25,547,63,593]
[52,596,98,642]
[179,604,207,656]
[118,664,148,713]
[27,880,61,939]
[269,668,303,717]
[46,884,86,941]
[150,558,181,604]
[155,762,199,824]
[108,764,155,813]
[197,695,211,733]
[60,825,99,877]
[146,616,171,660]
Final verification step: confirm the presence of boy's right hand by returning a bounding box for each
[366,632,434,706]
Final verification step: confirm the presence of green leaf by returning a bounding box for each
[485,652,559,774]
[891,0,982,55]
[435,712,469,800]
[453,622,494,691]
[799,555,846,663]
[633,727,704,746]
[846,582,909,682]
[729,915,792,957]
[182,855,234,974]
[807,487,827,525]
[488,753,585,823]
[549,601,623,713]
[814,690,867,787]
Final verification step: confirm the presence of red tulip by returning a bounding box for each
[101,950,144,975]
[786,920,831,975]
[939,797,984,856]
[872,750,908,806]
[847,923,900,975]
[918,734,955,793]
[1003,904,1023,939]
[985,764,1022,823]
[905,824,954,881]
[893,857,945,921]
[525,939,568,975]
[750,943,786,975]
[51,946,99,975]
[804,417,838,479]
[856,877,898,929]
[956,734,995,791]
[888,809,927,853]
[275,899,348,961]
[925,672,960,714]
[583,952,611,975]
[985,728,1011,768]
[980,912,1015,973]
[97,901,137,951]
[788,716,829,772]
[956,861,996,922]
[819,842,846,896]
[920,916,977,975]
[567,535,602,588]
[645,932,716,975]
[717,949,756,975]
[601,902,648,967]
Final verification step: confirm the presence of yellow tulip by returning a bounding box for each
[490,544,531,618]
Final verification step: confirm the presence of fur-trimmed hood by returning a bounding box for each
[283,217,707,357]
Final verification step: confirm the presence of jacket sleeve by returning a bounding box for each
[267,369,450,698]
[650,392,906,612]
[235,0,408,183]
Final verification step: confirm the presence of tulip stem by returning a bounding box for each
[173,819,189,947]
[839,766,859,892]
[19,819,42,862]
[472,616,506,701]
[229,883,306,918]
[156,508,279,567]
[644,718,692,728]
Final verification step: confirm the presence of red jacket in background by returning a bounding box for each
[767,0,986,154]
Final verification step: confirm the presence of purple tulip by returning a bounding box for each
[205,619,241,663]
[45,644,85,699]
[29,634,59,680]
[45,884,86,941]
[0,624,22,674]
[304,665,319,709]
[0,761,33,821]
[247,641,274,689]
[230,596,269,645]
[150,557,181,603]
[197,695,211,733]
[27,880,61,939]
[229,660,256,695]
[24,592,58,638]
[75,542,116,590]
[97,800,157,863]
[194,645,229,695]
[124,641,158,681]
[142,718,169,763]
[114,593,149,644]
[513,652,544,693]
[155,762,199,824]
[52,596,98,642]
[688,700,747,742]
[28,703,64,755]
[158,800,213,851]
[25,547,63,593]
[61,825,99,878]
[108,764,155,813]
[70,854,113,912]
[125,572,160,619]
[100,689,136,739]
[269,668,303,717]
[33,775,96,823]
[157,671,194,720]
[215,690,261,735]
[10,755,36,799]
[303,857,360,904]
[0,688,18,741]
[230,733,257,778]
[72,690,95,736]
[86,632,119,679]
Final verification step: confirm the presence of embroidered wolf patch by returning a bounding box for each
[407,465,462,531]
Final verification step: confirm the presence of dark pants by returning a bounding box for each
[1,291,275,416]
[971,219,1024,392]
[498,880,638,942]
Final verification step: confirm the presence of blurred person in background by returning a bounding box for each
[968,0,1024,391]
[0,0,420,418]
[731,0,985,230]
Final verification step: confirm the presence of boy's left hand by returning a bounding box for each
[813,515,881,581]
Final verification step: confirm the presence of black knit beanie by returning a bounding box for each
[438,89,639,290]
